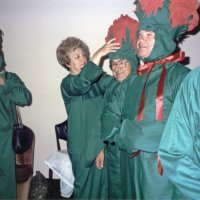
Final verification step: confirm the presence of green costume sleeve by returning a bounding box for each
[101,81,127,143]
[61,61,103,102]
[159,67,200,200]
[0,72,32,106]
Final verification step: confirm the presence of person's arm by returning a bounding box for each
[101,83,124,143]
[0,72,32,106]
[61,39,120,101]
[61,62,102,99]
[91,38,120,66]
[159,68,200,200]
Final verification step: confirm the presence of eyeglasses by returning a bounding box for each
[110,60,129,69]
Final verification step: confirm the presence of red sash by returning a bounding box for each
[157,155,163,176]
[136,51,185,121]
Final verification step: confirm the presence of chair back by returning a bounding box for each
[55,120,68,150]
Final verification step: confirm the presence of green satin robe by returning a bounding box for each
[101,78,130,199]
[159,66,200,200]
[0,71,31,199]
[61,61,113,199]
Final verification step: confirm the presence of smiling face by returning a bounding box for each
[137,30,155,59]
[68,48,87,75]
[111,59,132,82]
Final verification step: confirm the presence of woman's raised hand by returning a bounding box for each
[91,38,120,65]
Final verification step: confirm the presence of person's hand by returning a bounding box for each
[94,38,121,57]
[91,38,120,66]
[0,76,5,85]
[95,149,104,170]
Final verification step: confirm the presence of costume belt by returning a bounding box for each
[136,51,185,121]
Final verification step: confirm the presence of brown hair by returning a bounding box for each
[56,37,90,71]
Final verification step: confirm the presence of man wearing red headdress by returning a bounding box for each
[98,15,139,199]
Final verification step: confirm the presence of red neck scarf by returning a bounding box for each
[136,51,185,121]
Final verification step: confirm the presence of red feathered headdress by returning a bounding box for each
[138,0,164,16]
[135,0,200,34]
[105,14,139,69]
[105,14,138,49]
[169,0,199,31]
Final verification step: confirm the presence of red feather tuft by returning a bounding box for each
[139,0,164,16]
[105,15,138,49]
[169,0,200,31]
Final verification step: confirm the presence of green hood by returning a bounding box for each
[135,0,188,62]
[109,28,138,70]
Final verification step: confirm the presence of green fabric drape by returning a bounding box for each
[101,77,131,199]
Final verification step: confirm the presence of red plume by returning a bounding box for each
[105,14,138,49]
[169,0,200,31]
[139,0,164,16]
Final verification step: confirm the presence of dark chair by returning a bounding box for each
[15,129,35,200]
[48,120,68,186]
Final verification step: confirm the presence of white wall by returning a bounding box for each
[0,0,200,177]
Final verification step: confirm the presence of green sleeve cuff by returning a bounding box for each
[80,61,103,82]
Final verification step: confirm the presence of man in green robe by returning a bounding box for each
[159,66,200,200]
[100,14,139,199]
[0,30,32,199]
[56,36,120,199]
[102,0,199,199]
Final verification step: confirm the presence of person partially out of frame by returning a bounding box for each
[0,29,32,199]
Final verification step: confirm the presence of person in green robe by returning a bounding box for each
[56,36,120,199]
[0,29,32,199]
[102,1,199,199]
[98,14,139,199]
[158,66,200,199]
